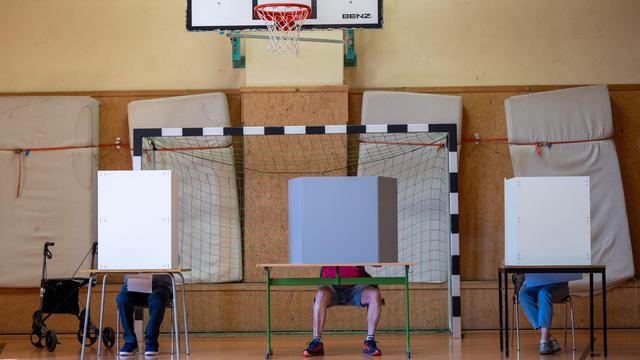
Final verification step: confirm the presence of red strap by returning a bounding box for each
[15,149,23,198]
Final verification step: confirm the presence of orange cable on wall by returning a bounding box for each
[1,144,130,199]
[461,136,612,156]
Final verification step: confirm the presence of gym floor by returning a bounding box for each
[1,330,639,359]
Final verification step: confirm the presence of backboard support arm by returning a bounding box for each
[222,30,356,69]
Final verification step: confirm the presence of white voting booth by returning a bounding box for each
[288,176,398,264]
[505,176,591,266]
[98,170,179,270]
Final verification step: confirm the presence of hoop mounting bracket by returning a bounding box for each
[344,29,357,67]
[221,30,357,69]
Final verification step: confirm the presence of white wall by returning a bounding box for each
[1,0,639,91]
[347,0,640,87]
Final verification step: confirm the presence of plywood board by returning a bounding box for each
[242,87,349,281]
[2,84,638,285]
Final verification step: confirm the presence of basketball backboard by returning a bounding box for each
[187,0,383,31]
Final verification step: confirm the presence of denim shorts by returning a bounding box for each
[321,284,373,308]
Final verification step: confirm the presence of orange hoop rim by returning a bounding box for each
[254,3,312,22]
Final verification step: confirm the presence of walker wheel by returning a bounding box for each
[77,327,98,346]
[30,330,44,348]
[45,330,57,352]
[102,326,115,349]
[77,309,99,346]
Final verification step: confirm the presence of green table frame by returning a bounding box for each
[258,263,414,359]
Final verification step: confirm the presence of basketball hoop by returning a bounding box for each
[254,3,311,56]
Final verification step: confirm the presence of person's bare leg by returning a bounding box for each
[313,287,333,337]
[360,287,382,336]
[541,327,550,342]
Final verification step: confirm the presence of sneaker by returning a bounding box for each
[303,338,324,357]
[119,342,138,356]
[539,341,554,355]
[144,343,159,357]
[363,339,382,356]
[548,337,561,352]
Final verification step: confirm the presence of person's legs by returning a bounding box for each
[304,286,336,356]
[537,283,570,345]
[116,286,147,355]
[313,286,336,338]
[517,285,541,329]
[344,285,382,356]
[359,286,382,337]
[144,286,172,352]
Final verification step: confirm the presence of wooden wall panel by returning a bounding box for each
[610,90,640,276]
[2,281,639,334]
[349,86,640,280]
[241,87,349,282]
[4,86,636,281]
[1,85,638,334]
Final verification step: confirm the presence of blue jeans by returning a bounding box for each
[518,282,569,329]
[116,284,172,347]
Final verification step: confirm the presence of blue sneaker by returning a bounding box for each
[303,338,324,357]
[144,343,159,357]
[363,339,381,356]
[119,342,138,356]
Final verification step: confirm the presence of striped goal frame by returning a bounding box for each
[132,123,461,338]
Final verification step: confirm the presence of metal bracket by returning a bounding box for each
[344,29,357,67]
[223,30,356,69]
[228,31,246,69]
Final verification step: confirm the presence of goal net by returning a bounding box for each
[138,126,452,285]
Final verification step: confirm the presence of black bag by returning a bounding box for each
[42,278,85,315]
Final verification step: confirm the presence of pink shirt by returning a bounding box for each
[321,266,367,279]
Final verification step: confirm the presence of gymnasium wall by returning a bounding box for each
[1,85,639,334]
[2,0,640,91]
[1,0,640,334]
[98,86,640,281]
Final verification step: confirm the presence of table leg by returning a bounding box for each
[176,272,190,355]
[97,274,108,355]
[266,267,272,359]
[170,274,180,360]
[504,270,509,357]
[116,307,120,355]
[80,274,94,360]
[498,269,503,352]
[590,272,594,355]
[404,265,411,358]
[602,269,607,357]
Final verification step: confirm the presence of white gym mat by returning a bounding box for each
[0,96,99,287]
[128,93,242,283]
[505,85,634,295]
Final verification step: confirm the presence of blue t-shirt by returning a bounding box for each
[524,273,582,287]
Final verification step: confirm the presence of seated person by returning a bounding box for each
[303,266,383,357]
[116,275,172,357]
[516,274,570,355]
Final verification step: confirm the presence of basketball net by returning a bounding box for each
[255,3,311,56]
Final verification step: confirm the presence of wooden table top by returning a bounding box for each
[80,269,191,273]
[500,264,605,269]
[256,263,415,268]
